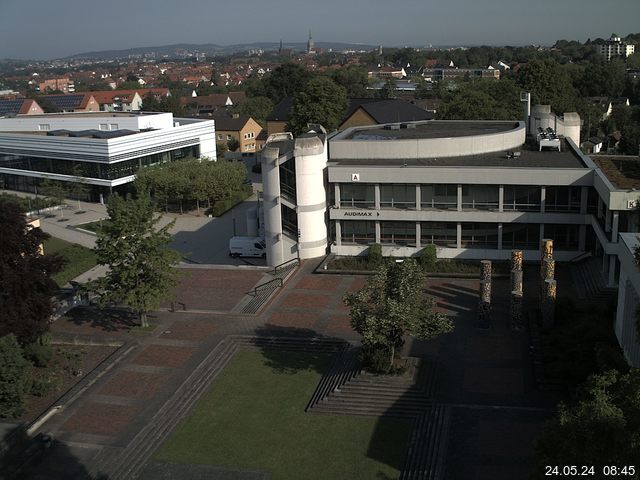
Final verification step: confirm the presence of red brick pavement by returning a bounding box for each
[266,311,321,329]
[98,371,170,399]
[325,314,354,334]
[132,345,197,368]
[295,276,341,291]
[62,403,141,436]
[279,292,332,309]
[159,320,217,342]
[166,269,264,311]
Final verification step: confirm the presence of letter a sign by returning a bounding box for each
[351,173,360,182]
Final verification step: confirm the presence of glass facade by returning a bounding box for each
[545,186,581,212]
[462,185,499,210]
[0,145,199,181]
[341,220,375,244]
[420,222,457,247]
[421,184,457,210]
[380,221,416,245]
[281,204,298,239]
[340,184,375,208]
[544,224,580,250]
[461,223,499,248]
[502,223,540,249]
[380,184,415,209]
[279,158,296,201]
[503,186,541,211]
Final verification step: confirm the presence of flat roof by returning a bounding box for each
[344,121,519,141]
[593,156,640,189]
[329,141,588,169]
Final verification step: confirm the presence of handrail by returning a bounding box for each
[252,278,283,296]
[273,257,300,275]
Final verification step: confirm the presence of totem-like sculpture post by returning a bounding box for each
[539,239,556,328]
[478,260,492,327]
[510,250,524,330]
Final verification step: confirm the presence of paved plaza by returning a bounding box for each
[17,257,561,480]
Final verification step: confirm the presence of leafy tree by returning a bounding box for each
[69,164,90,209]
[437,79,521,120]
[516,59,579,114]
[0,334,32,418]
[287,76,348,134]
[331,66,370,98]
[235,96,273,127]
[38,178,67,207]
[344,259,453,372]
[258,63,313,103]
[89,195,180,327]
[0,198,63,344]
[533,369,640,474]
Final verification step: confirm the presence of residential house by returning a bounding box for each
[182,92,246,116]
[38,78,74,93]
[0,98,44,117]
[212,112,263,153]
[90,88,170,112]
[338,99,435,130]
[37,93,100,113]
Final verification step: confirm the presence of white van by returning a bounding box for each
[229,236,266,258]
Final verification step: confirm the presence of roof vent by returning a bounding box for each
[406,123,416,129]
[388,124,400,130]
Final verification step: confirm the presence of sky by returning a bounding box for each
[1,0,639,60]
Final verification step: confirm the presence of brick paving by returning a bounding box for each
[36,261,560,480]
[62,402,142,437]
[132,345,197,368]
[98,371,170,399]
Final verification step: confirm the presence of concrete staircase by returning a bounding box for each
[399,406,451,480]
[570,257,617,304]
[237,261,299,314]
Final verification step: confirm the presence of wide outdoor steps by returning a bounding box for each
[570,257,617,303]
[239,262,299,314]
[399,405,451,480]
[310,358,440,418]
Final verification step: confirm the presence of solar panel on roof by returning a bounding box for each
[0,99,25,116]
[43,95,84,110]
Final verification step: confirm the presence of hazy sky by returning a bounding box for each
[1,0,639,60]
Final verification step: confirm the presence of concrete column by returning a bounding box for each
[415,222,421,249]
[457,184,462,212]
[578,224,586,251]
[580,186,588,214]
[602,251,607,273]
[612,211,619,242]
[415,185,421,211]
[540,186,546,213]
[597,197,603,219]
[334,184,341,208]
[539,224,545,249]
[375,221,381,244]
[498,185,504,212]
[456,222,462,249]
[374,184,380,210]
[498,223,503,250]
[335,221,342,246]
[608,255,617,287]
[605,208,611,232]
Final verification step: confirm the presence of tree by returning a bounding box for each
[227,137,240,152]
[287,76,348,135]
[0,334,32,418]
[258,63,313,103]
[344,259,454,372]
[235,96,273,127]
[38,178,67,217]
[89,195,180,327]
[516,59,579,114]
[533,369,640,475]
[437,79,521,120]
[69,164,90,209]
[0,198,63,344]
[331,66,370,98]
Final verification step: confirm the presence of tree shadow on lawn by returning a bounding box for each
[250,325,350,375]
[61,305,138,333]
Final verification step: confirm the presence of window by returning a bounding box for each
[110,123,119,130]
[502,223,539,249]
[99,124,108,130]
[341,221,375,244]
[226,135,232,141]
[217,134,223,141]
[380,184,415,209]
[38,124,50,131]
[544,224,579,250]
[421,184,457,210]
[462,185,499,210]
[421,222,457,247]
[380,221,416,245]
[503,186,541,212]
[461,223,499,248]
[340,184,374,208]
[545,187,581,212]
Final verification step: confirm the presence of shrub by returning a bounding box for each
[360,343,393,374]
[23,341,53,368]
[0,335,32,418]
[367,243,383,267]
[419,244,437,271]
[209,185,253,217]
[29,374,61,397]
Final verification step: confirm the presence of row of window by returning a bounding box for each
[0,145,200,181]
[339,221,580,250]
[338,184,587,213]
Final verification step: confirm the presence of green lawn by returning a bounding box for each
[156,349,411,480]
[43,237,97,287]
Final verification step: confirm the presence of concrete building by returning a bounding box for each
[598,34,635,61]
[0,112,216,202]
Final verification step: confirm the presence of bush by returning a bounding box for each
[360,343,392,374]
[419,244,437,271]
[0,335,32,418]
[23,341,53,368]
[367,243,383,267]
[29,374,61,397]
[209,185,253,217]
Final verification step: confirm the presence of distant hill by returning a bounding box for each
[62,42,378,60]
